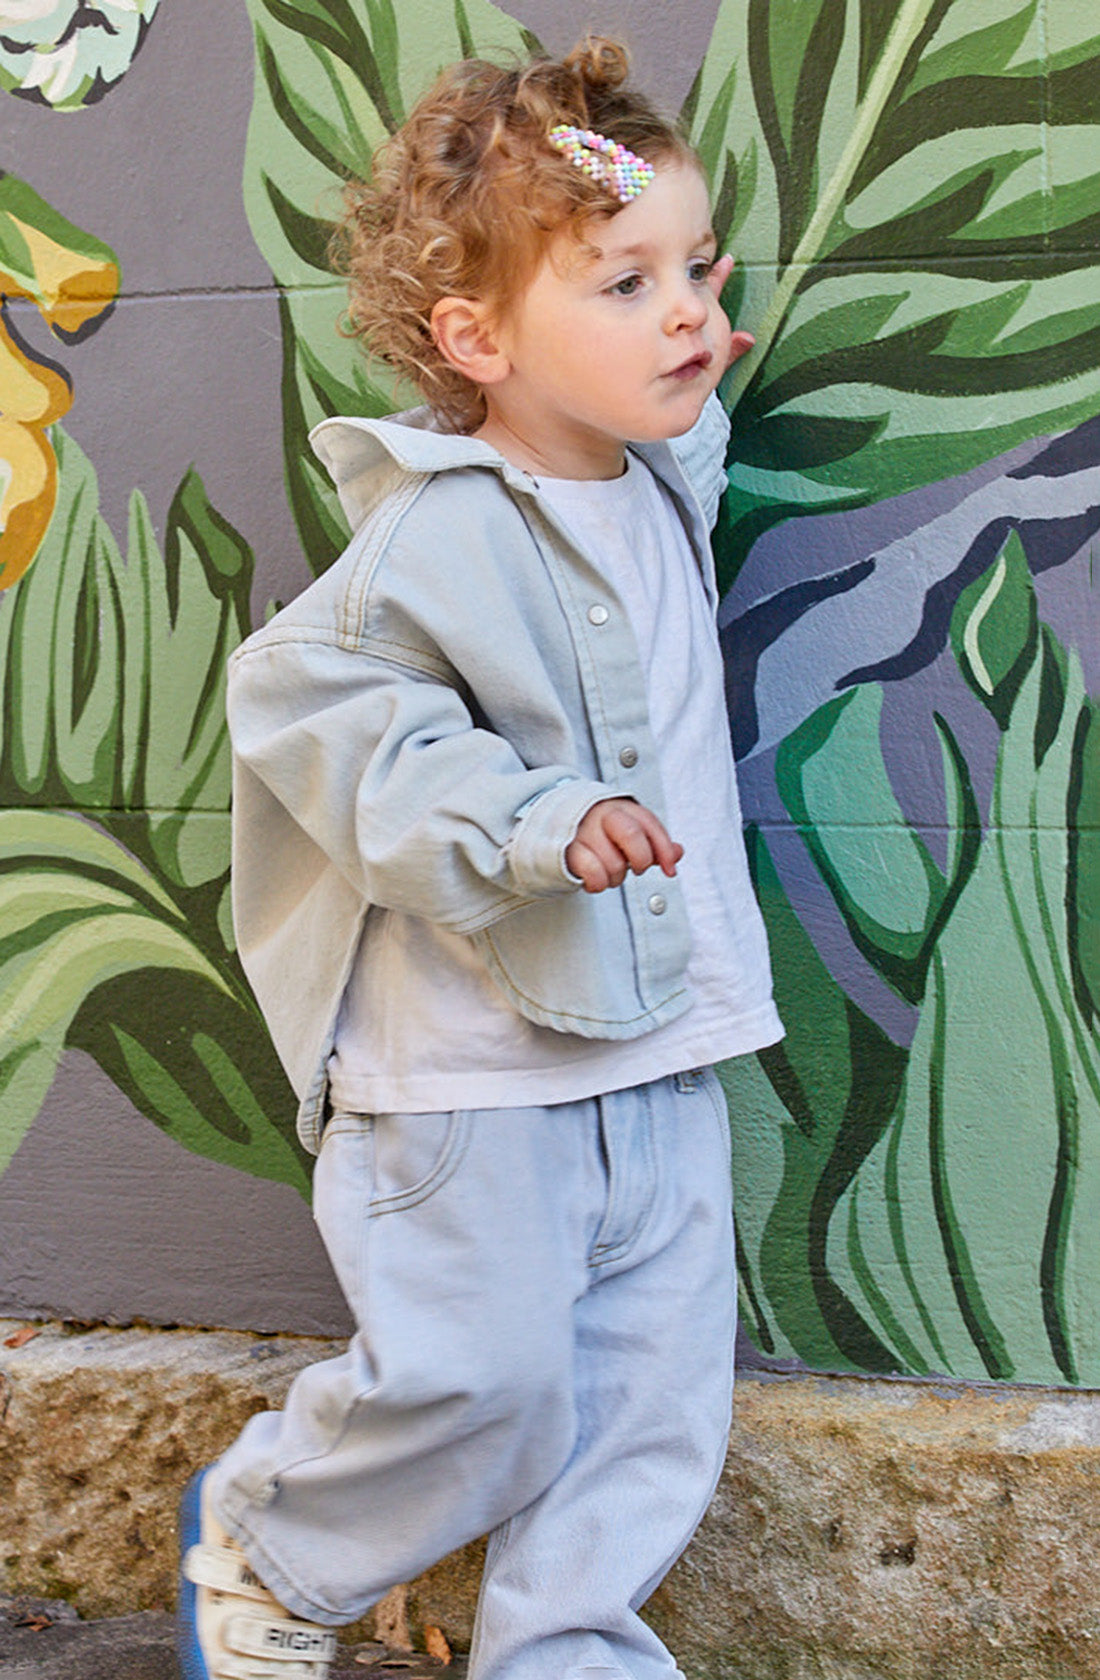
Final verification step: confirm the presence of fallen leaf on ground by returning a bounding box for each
[424,1628,452,1665]
[4,1326,39,1349]
[16,1614,52,1631]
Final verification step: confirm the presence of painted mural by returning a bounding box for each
[0,0,1097,1387]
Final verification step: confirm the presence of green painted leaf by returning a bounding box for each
[141,469,254,889]
[0,809,306,1194]
[723,825,907,1371]
[0,174,119,332]
[775,683,980,1003]
[69,968,306,1197]
[0,806,181,918]
[0,811,223,1177]
[243,0,539,572]
[0,434,304,1192]
[1068,702,1100,1030]
[0,430,251,902]
[950,531,1038,726]
[833,628,1100,1383]
[690,0,1100,581]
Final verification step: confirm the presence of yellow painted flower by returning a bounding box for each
[0,174,118,589]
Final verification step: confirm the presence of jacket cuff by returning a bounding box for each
[505,778,614,896]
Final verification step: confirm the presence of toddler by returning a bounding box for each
[178,34,781,1680]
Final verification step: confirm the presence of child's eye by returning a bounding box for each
[688,258,715,284]
[607,274,644,298]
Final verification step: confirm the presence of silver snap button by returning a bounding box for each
[648,893,667,916]
[618,745,638,768]
[587,603,609,626]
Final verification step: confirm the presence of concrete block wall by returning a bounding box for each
[3,0,1097,1385]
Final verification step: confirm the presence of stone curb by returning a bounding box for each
[2,1320,1099,1679]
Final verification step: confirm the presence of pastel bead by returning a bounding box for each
[548,124,655,203]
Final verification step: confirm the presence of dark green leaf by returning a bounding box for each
[70,968,307,1195]
[723,824,907,1370]
[775,685,979,1003]
[0,809,305,1194]
[950,531,1038,727]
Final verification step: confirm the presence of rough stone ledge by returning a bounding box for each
[2,1318,1099,1680]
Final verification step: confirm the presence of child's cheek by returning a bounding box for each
[708,301,733,382]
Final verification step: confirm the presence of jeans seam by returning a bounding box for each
[699,1069,733,1178]
[588,1085,657,1269]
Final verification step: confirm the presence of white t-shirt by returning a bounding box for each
[327,454,781,1112]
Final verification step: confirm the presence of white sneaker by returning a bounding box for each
[178,1468,338,1679]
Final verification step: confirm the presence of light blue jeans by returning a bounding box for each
[209,1070,737,1680]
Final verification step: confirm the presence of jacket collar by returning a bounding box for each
[309,405,692,532]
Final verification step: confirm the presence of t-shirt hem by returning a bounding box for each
[327,1000,783,1115]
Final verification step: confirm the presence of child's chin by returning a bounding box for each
[662,394,715,439]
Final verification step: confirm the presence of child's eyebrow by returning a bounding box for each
[596,228,718,262]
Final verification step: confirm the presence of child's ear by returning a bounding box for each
[430,297,510,387]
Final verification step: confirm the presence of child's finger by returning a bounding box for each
[708,254,735,297]
[567,839,612,893]
[728,329,755,364]
[601,805,662,876]
[627,805,682,877]
[651,834,684,878]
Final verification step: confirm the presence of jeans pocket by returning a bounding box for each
[368,1109,471,1215]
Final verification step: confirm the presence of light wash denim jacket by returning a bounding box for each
[228,397,732,1152]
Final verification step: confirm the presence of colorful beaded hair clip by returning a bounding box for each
[548,125,656,204]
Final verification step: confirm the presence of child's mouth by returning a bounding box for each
[665,351,712,381]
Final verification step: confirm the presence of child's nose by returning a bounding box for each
[664,281,709,332]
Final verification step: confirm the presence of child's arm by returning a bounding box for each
[228,635,624,933]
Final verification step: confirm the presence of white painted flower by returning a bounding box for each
[0,0,161,110]
[2,1,66,21]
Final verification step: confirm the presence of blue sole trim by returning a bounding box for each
[177,1468,212,1680]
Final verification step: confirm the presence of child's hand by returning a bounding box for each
[707,254,755,371]
[566,798,683,894]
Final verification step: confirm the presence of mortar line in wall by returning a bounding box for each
[722,252,1086,278]
[7,246,1090,315]
[3,283,343,308]
[29,805,234,817]
[750,820,1083,834]
[20,815,1087,836]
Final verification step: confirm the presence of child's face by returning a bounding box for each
[481,159,732,479]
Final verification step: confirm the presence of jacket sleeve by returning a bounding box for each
[668,391,731,530]
[227,629,613,934]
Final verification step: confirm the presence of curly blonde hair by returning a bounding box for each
[333,36,694,431]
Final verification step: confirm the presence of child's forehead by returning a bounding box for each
[553,162,715,270]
